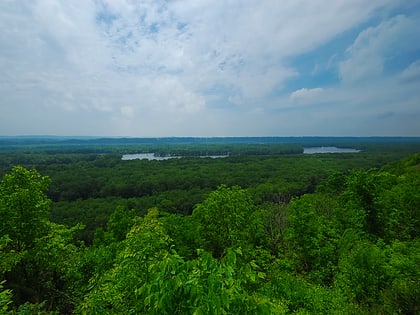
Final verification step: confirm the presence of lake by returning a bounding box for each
[121,153,228,160]
[303,147,360,154]
[122,148,360,159]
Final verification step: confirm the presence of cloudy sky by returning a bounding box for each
[1,1,420,137]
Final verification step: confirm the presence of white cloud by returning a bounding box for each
[0,0,419,136]
[290,88,324,105]
[399,60,420,83]
[339,15,420,84]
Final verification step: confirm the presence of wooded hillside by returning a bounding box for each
[0,140,419,314]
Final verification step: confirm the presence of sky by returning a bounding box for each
[1,1,420,137]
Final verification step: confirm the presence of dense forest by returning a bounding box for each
[0,137,419,314]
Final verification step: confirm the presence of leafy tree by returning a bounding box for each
[78,207,172,313]
[261,267,362,314]
[0,235,24,277]
[80,208,272,314]
[335,239,390,312]
[382,240,420,314]
[259,202,288,255]
[106,205,135,242]
[375,171,420,241]
[341,169,396,237]
[285,194,339,284]
[160,212,201,259]
[192,185,266,258]
[0,166,51,252]
[0,166,81,312]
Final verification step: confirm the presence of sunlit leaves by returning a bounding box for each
[0,166,51,251]
[192,185,266,258]
[0,281,12,313]
[0,166,83,312]
[81,206,271,314]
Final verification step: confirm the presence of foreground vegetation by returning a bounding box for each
[0,138,419,313]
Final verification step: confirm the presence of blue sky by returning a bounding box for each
[1,1,419,137]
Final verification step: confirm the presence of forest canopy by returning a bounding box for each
[0,138,419,314]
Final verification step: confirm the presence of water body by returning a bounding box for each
[122,153,173,161]
[303,147,360,154]
[121,153,228,160]
[122,148,359,159]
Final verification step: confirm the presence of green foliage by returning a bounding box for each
[259,202,288,255]
[342,169,397,237]
[376,171,420,241]
[160,212,201,259]
[80,208,271,314]
[262,268,361,314]
[334,238,420,314]
[381,240,420,314]
[1,146,419,314]
[64,241,121,311]
[0,166,51,251]
[285,194,339,284]
[15,301,59,315]
[106,205,135,241]
[78,207,172,313]
[0,280,13,314]
[0,235,24,275]
[193,185,266,258]
[134,248,271,315]
[315,171,346,195]
[0,166,83,313]
[338,166,420,242]
[336,239,389,307]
